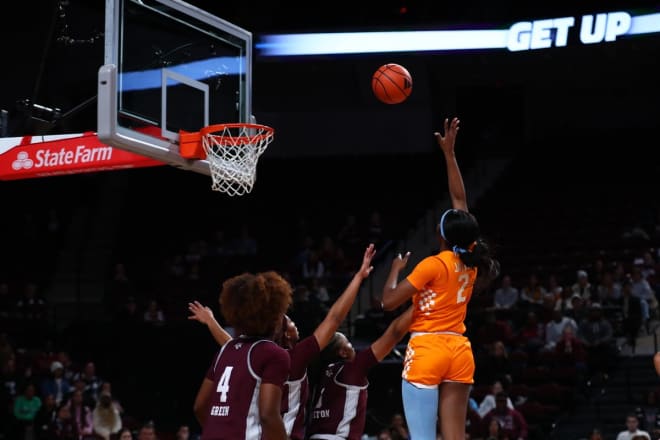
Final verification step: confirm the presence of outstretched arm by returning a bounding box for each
[313,244,376,349]
[435,117,468,212]
[370,306,413,361]
[188,301,233,346]
[381,252,417,311]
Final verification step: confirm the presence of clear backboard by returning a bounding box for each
[97,0,253,176]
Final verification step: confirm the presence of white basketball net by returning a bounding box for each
[202,124,274,196]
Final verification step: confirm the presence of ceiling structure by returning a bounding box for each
[0,0,657,145]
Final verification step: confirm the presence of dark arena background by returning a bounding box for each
[1,1,660,439]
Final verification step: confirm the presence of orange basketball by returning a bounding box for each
[371,63,413,104]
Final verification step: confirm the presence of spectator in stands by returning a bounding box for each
[481,391,528,440]
[636,389,660,435]
[51,402,79,440]
[74,362,103,406]
[554,287,575,313]
[466,389,482,437]
[377,428,394,440]
[65,389,94,439]
[519,273,547,309]
[615,413,650,440]
[33,392,58,439]
[597,271,622,305]
[92,392,122,440]
[517,311,545,354]
[493,274,519,310]
[13,382,41,440]
[118,427,134,440]
[317,235,341,279]
[99,382,124,417]
[55,351,77,383]
[388,412,409,440]
[545,273,564,302]
[474,310,514,349]
[568,293,588,323]
[137,421,157,440]
[631,266,658,326]
[478,380,515,418]
[476,340,513,388]
[1,356,23,435]
[307,277,331,308]
[638,250,658,282]
[620,277,644,349]
[175,424,190,440]
[578,303,616,380]
[301,250,325,283]
[485,418,504,440]
[572,270,594,304]
[587,428,603,440]
[143,300,166,326]
[555,325,588,381]
[41,361,72,406]
[544,309,578,352]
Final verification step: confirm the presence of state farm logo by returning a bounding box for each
[12,152,34,170]
[11,145,113,170]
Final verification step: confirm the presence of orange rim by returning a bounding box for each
[200,123,274,143]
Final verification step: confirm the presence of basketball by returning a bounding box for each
[371,63,413,104]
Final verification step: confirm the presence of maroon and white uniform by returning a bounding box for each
[307,348,378,440]
[201,337,290,440]
[282,336,321,440]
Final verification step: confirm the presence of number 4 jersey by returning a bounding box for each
[201,337,290,440]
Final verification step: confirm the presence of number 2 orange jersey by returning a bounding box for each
[405,251,477,334]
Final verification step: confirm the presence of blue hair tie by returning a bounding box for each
[439,209,453,241]
[453,245,467,254]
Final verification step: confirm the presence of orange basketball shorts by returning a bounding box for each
[402,332,475,386]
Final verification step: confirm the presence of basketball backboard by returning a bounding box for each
[97,0,253,175]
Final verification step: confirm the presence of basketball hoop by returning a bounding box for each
[180,123,274,196]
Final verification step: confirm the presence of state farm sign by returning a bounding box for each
[0,133,164,180]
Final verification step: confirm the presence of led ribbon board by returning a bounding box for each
[256,11,660,56]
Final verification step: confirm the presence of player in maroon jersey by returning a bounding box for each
[189,244,377,440]
[306,306,413,440]
[193,270,292,440]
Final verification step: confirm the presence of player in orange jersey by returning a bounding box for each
[381,117,500,440]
